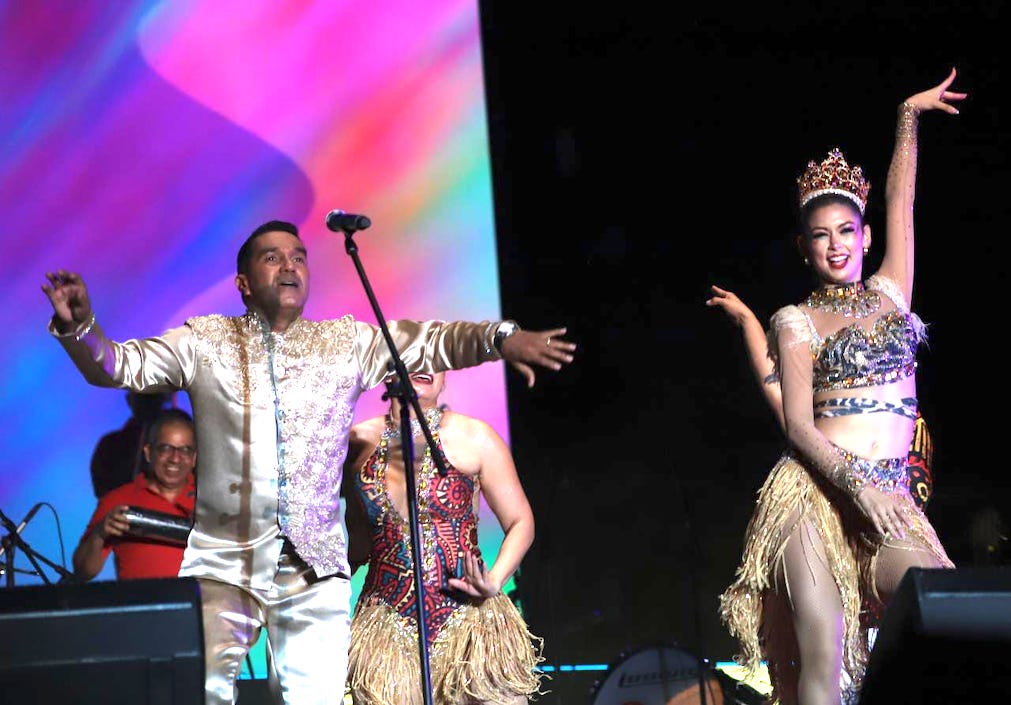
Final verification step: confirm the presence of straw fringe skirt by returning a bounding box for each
[347,594,545,705]
[718,451,951,704]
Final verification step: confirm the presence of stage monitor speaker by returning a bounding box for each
[858,566,1011,705]
[0,577,204,705]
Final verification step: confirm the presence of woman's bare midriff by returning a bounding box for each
[813,379,916,459]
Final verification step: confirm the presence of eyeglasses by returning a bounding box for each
[154,443,196,458]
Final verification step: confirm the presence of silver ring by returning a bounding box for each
[546,338,552,347]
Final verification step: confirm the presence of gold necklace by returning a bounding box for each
[803,281,881,318]
[378,406,443,581]
[384,406,443,440]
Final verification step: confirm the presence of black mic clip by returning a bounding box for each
[326,209,372,234]
[0,502,44,559]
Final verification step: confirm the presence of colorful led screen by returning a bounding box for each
[0,0,508,613]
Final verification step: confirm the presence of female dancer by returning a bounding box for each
[342,371,543,705]
[717,69,964,705]
[706,285,935,511]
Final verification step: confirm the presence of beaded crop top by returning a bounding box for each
[769,274,927,393]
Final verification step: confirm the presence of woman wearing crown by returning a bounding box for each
[718,69,965,705]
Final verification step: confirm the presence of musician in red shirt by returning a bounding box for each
[73,408,197,580]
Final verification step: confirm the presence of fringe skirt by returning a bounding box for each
[347,593,545,705]
[718,451,951,704]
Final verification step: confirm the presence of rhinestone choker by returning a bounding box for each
[803,281,881,319]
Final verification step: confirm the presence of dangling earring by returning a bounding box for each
[863,246,870,255]
[803,257,810,266]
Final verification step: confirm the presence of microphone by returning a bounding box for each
[0,503,43,558]
[326,209,371,233]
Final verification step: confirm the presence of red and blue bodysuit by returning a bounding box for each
[345,407,542,705]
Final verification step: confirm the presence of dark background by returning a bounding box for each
[478,1,1007,699]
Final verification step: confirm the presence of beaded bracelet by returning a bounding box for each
[828,447,866,499]
[74,312,96,341]
[896,101,920,157]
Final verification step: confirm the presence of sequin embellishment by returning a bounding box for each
[804,281,881,319]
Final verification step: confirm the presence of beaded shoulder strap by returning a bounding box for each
[865,274,908,312]
[865,273,929,344]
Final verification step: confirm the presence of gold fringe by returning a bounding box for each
[718,453,868,703]
[348,594,546,705]
[347,600,422,705]
[719,452,952,704]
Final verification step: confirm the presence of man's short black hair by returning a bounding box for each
[236,220,300,275]
[145,408,195,448]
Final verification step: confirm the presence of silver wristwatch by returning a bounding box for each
[493,320,520,353]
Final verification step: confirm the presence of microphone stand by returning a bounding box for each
[0,507,74,587]
[670,474,714,705]
[1,530,13,588]
[341,224,446,705]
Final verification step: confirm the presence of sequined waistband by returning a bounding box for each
[830,443,908,494]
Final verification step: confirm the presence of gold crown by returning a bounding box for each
[797,147,870,214]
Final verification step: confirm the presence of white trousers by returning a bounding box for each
[198,547,350,705]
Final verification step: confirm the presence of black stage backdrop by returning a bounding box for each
[478,0,1007,678]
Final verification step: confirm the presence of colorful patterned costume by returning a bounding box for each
[346,408,543,705]
[719,275,952,704]
[906,411,933,510]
